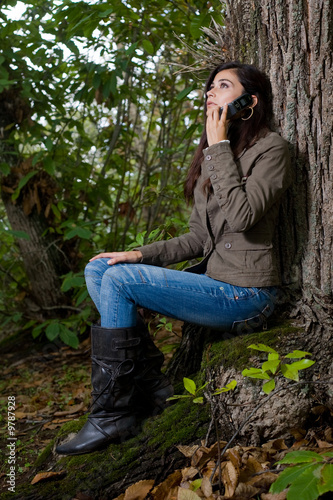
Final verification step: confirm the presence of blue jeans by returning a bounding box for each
[84,259,277,334]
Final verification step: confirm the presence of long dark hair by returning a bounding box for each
[184,61,274,201]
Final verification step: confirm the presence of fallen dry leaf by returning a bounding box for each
[177,488,201,500]
[15,410,37,419]
[177,444,200,458]
[200,476,213,497]
[262,439,288,451]
[261,490,287,500]
[234,482,260,498]
[249,471,279,490]
[226,448,241,472]
[316,440,333,448]
[53,402,85,416]
[324,427,333,442]
[201,460,216,480]
[181,467,199,481]
[221,460,239,498]
[152,470,182,500]
[123,479,155,500]
[31,471,66,484]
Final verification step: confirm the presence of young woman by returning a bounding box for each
[56,61,291,455]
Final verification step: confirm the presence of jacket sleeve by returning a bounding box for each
[202,136,291,232]
[137,205,207,267]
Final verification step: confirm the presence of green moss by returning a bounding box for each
[145,397,209,451]
[203,320,301,372]
[33,439,54,468]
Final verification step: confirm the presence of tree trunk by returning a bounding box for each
[167,0,333,440]
[223,0,333,330]
[0,89,70,314]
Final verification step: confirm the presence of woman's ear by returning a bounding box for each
[251,95,258,108]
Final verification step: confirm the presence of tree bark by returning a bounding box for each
[223,0,333,330]
[0,89,70,314]
[168,0,333,440]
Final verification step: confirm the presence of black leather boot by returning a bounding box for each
[135,315,174,416]
[56,325,142,455]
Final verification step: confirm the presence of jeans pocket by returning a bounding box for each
[231,303,273,335]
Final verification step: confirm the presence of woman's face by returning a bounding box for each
[206,69,245,108]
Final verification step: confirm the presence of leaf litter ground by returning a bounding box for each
[0,323,332,499]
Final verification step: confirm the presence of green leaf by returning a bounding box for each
[317,464,333,495]
[214,379,238,394]
[45,323,60,341]
[61,275,85,292]
[287,463,323,500]
[183,377,196,395]
[0,162,10,175]
[242,368,271,380]
[126,42,139,56]
[287,359,315,371]
[44,136,53,151]
[280,363,299,381]
[191,478,202,491]
[50,204,61,219]
[142,39,155,55]
[176,84,196,101]
[8,230,30,240]
[75,289,89,306]
[59,326,79,349]
[270,464,307,493]
[166,394,192,401]
[193,397,204,404]
[248,343,278,354]
[277,451,323,465]
[262,359,280,374]
[64,226,92,240]
[98,8,113,18]
[12,171,37,200]
[285,350,312,359]
[268,352,280,361]
[43,156,55,176]
[135,232,146,246]
[262,378,275,394]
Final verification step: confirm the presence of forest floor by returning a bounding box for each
[1,318,333,499]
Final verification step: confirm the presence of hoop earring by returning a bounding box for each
[241,107,254,121]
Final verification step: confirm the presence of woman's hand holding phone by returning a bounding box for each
[206,102,229,147]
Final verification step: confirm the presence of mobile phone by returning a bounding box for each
[219,93,253,119]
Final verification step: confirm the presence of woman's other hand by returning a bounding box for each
[206,102,228,147]
[89,250,143,265]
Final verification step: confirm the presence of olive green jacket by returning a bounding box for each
[138,131,291,287]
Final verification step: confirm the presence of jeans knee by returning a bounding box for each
[84,258,109,280]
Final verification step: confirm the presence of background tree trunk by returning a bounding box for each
[0,89,70,315]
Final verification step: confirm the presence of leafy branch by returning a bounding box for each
[242,343,315,394]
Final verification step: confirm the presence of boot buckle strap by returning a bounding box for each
[111,338,141,350]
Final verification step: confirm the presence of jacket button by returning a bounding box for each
[206,155,212,160]
[208,165,214,170]
[225,242,232,249]
[211,174,217,180]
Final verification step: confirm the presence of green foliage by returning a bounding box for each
[242,344,315,394]
[168,377,237,404]
[0,0,223,345]
[270,450,333,500]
